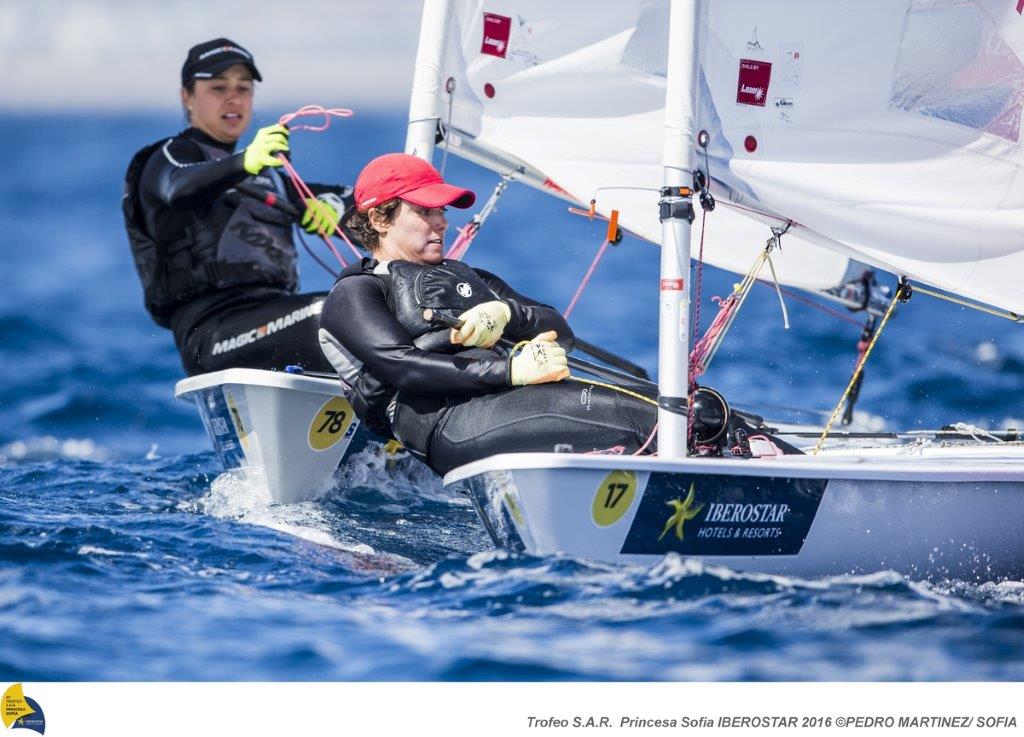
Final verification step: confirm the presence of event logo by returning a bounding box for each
[620,474,826,556]
[658,482,704,541]
[481,12,511,58]
[736,59,772,107]
[2,684,45,735]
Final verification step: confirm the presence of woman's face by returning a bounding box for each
[181,64,254,144]
[374,201,448,264]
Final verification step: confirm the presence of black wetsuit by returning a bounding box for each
[319,258,657,475]
[123,127,353,375]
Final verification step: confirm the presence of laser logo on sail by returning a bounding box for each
[740,85,765,102]
[736,59,772,107]
[481,12,511,58]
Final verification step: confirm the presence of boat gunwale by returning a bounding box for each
[443,449,1024,485]
[174,368,343,399]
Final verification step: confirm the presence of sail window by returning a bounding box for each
[889,0,1024,143]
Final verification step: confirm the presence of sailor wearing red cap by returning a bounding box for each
[123,38,353,375]
[319,154,657,475]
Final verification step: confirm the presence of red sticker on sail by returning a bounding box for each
[736,59,772,107]
[481,13,511,58]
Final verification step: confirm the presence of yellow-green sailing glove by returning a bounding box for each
[509,331,570,386]
[451,301,511,348]
[301,192,346,236]
[243,124,289,175]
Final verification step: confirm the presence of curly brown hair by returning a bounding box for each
[346,199,401,253]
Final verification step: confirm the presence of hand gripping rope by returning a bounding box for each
[271,106,362,273]
[422,308,659,455]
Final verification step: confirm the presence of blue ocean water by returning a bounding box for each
[2,111,1023,681]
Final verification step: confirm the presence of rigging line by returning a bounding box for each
[732,400,833,419]
[690,129,714,401]
[908,284,1023,323]
[589,185,663,199]
[688,208,708,446]
[444,223,477,261]
[758,281,863,327]
[273,105,363,264]
[563,238,612,320]
[438,81,456,177]
[813,279,908,455]
[446,174,512,261]
[294,229,340,278]
[763,250,790,330]
[691,205,709,355]
[567,375,660,456]
[276,154,350,268]
[568,377,657,407]
[277,154,363,262]
[717,199,806,228]
[278,105,353,131]
[691,230,785,377]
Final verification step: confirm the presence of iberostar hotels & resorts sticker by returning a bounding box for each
[2,684,45,735]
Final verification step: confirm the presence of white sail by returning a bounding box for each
[433,0,853,292]
[699,0,1024,314]
[430,0,1024,312]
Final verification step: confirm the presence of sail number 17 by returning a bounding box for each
[591,470,638,527]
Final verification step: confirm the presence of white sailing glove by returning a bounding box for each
[450,301,511,348]
[509,331,570,386]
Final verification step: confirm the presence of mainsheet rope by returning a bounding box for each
[273,106,363,269]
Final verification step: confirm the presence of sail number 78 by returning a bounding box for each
[317,409,347,434]
[308,396,356,451]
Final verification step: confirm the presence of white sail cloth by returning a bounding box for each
[429,0,1024,312]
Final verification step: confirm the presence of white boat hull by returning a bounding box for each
[174,371,1024,579]
[175,369,376,504]
[445,450,1024,580]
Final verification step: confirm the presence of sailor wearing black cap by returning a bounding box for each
[123,38,353,375]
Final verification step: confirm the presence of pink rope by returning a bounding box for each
[278,105,353,132]
[269,105,364,266]
[563,239,611,320]
[272,103,364,264]
[689,293,739,381]
[276,154,351,267]
[444,222,479,260]
[633,422,658,456]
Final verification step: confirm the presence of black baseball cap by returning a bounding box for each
[181,38,262,86]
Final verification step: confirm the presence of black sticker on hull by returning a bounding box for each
[620,473,827,556]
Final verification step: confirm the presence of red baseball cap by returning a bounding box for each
[352,153,476,212]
